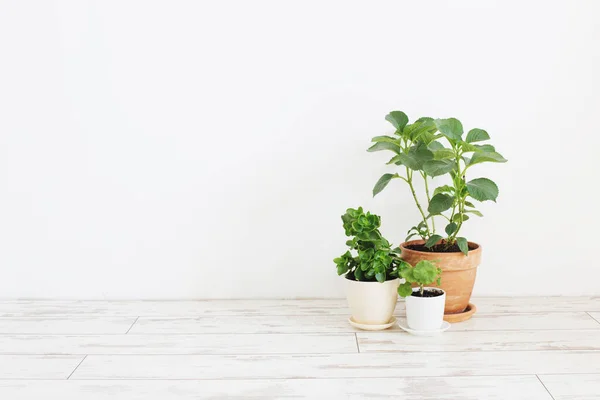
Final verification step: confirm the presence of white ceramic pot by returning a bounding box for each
[345,278,400,325]
[405,287,446,331]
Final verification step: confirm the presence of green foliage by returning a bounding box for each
[334,207,404,282]
[385,111,409,131]
[373,173,398,196]
[424,234,442,249]
[434,118,463,141]
[456,237,469,256]
[466,178,499,202]
[368,111,507,252]
[397,260,442,297]
[465,128,490,143]
[428,193,454,214]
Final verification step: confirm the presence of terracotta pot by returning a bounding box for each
[399,240,481,314]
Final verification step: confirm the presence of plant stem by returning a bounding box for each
[420,285,424,296]
[406,168,430,236]
[421,172,435,233]
[448,148,467,244]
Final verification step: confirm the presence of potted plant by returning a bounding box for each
[368,111,507,321]
[397,260,444,331]
[333,207,403,327]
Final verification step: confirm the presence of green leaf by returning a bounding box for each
[397,153,420,170]
[465,128,490,143]
[372,173,398,196]
[397,144,433,171]
[434,118,463,142]
[385,111,409,131]
[404,121,437,143]
[424,234,443,248]
[432,148,455,160]
[456,237,469,255]
[428,193,454,214]
[354,267,364,281]
[400,266,416,282]
[460,142,481,153]
[405,232,419,242]
[445,222,457,235]
[423,159,455,177]
[415,117,434,123]
[371,135,398,144]
[386,155,402,165]
[413,260,440,285]
[468,151,507,166]
[397,282,413,297]
[466,178,499,202]
[473,144,495,152]
[367,141,401,154]
[433,185,454,196]
[453,213,470,223]
[464,201,476,208]
[375,272,386,283]
[465,209,483,217]
[427,141,444,151]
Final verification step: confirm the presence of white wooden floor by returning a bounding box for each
[0,298,599,399]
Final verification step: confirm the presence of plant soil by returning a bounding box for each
[412,288,444,298]
[406,242,477,253]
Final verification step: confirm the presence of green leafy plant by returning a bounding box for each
[369,111,507,255]
[397,260,442,297]
[333,207,406,282]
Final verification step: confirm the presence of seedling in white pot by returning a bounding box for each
[397,260,449,335]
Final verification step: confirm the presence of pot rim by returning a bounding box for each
[344,276,400,284]
[400,239,481,255]
[405,286,446,302]
[410,287,446,296]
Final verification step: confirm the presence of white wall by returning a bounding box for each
[0,0,599,299]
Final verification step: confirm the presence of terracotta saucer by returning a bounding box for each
[444,303,476,323]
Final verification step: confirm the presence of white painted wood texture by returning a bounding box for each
[128,312,600,334]
[0,299,598,399]
[0,317,137,334]
[358,329,600,352]
[0,355,83,379]
[0,376,553,399]
[70,351,600,379]
[0,333,357,355]
[1,297,599,317]
[538,374,600,400]
[399,313,600,331]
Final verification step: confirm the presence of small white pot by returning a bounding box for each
[405,287,446,331]
[345,278,400,325]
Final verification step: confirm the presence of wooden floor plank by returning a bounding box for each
[358,329,600,352]
[473,297,600,313]
[128,315,355,334]
[0,376,553,399]
[0,300,348,317]
[586,312,600,325]
[71,351,600,380]
[538,374,600,400]
[0,355,83,379]
[1,297,598,317]
[128,312,600,334]
[0,333,357,355]
[426,312,600,331]
[0,318,137,334]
